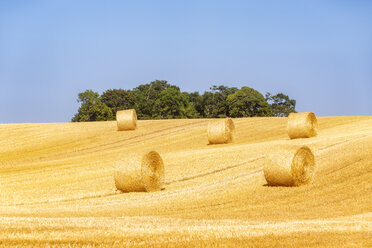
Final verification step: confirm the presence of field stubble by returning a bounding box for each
[0,117,371,247]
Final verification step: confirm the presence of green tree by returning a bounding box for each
[72,81,297,121]
[227,86,271,117]
[133,80,179,119]
[72,90,113,122]
[201,91,214,117]
[266,93,296,117]
[101,89,135,119]
[202,85,238,118]
[185,92,203,118]
[153,88,190,119]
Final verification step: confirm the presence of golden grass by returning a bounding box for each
[0,116,371,247]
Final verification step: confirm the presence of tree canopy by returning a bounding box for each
[101,89,135,119]
[72,90,113,122]
[72,80,296,122]
[266,93,296,117]
[153,87,189,119]
[227,87,271,117]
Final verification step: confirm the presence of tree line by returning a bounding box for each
[72,80,296,122]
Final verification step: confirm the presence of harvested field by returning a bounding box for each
[0,117,371,247]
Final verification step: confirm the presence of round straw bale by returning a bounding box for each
[207,118,235,145]
[264,145,315,186]
[141,151,165,192]
[116,109,137,131]
[287,112,318,139]
[114,160,144,192]
[114,151,164,192]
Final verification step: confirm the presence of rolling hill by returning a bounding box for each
[0,116,371,247]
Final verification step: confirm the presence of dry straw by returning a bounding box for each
[207,118,235,145]
[264,145,315,186]
[116,109,137,131]
[114,151,164,192]
[287,112,318,139]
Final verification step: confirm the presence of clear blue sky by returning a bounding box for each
[0,0,371,123]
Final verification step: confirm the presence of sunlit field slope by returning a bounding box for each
[0,117,371,247]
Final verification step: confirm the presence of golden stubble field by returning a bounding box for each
[0,116,371,247]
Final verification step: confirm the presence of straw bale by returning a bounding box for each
[207,118,235,144]
[287,112,318,139]
[116,109,137,131]
[114,151,164,192]
[264,145,315,186]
